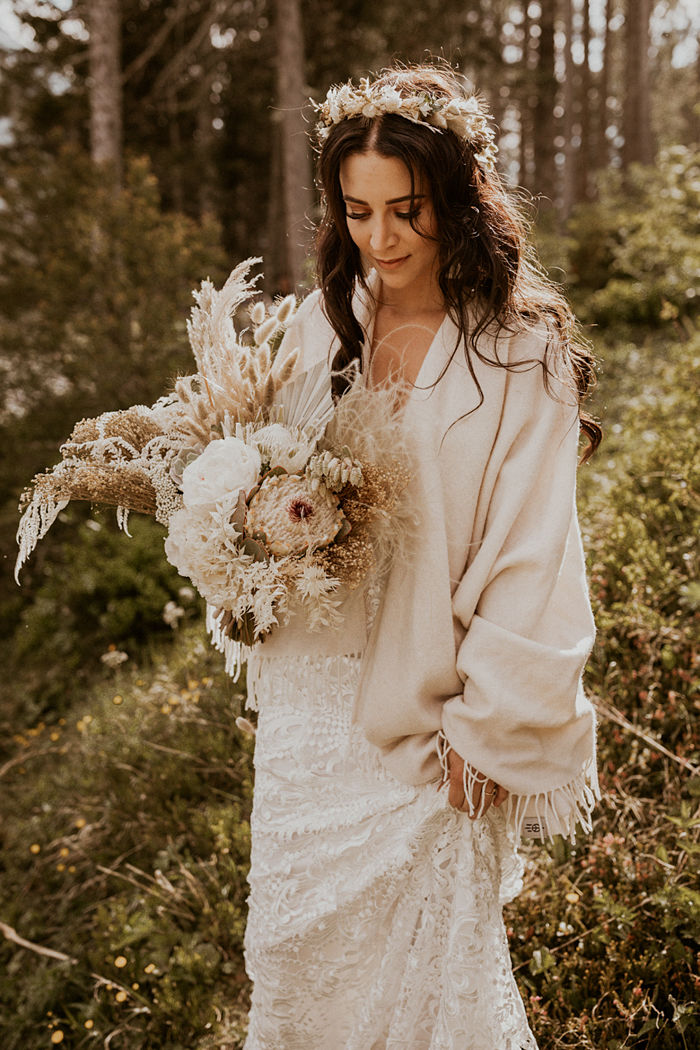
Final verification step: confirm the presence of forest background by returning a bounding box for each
[0,0,698,1047]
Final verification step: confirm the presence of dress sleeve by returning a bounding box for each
[440,354,599,843]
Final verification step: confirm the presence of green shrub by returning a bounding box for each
[567,147,699,326]
[0,624,252,1049]
[0,145,227,702]
[3,509,202,724]
[502,326,699,1049]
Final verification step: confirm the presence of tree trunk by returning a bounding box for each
[266,114,285,292]
[167,87,184,212]
[574,0,592,202]
[595,0,613,171]
[88,0,122,185]
[196,85,218,222]
[622,0,653,166]
[562,0,576,218]
[518,1,534,190]
[533,0,557,208]
[275,0,313,291]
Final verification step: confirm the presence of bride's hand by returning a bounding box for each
[446,747,509,817]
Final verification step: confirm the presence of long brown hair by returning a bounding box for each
[314,63,601,459]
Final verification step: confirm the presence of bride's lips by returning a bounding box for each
[374,255,410,270]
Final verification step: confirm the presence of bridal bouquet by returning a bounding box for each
[15,259,411,672]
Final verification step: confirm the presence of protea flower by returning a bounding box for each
[247,474,348,556]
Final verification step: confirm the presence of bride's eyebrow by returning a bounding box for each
[342,194,426,206]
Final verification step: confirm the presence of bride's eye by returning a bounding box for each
[396,208,421,221]
[346,212,369,221]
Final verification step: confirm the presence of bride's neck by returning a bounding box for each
[376,275,444,316]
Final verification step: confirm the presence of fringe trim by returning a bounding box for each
[205,604,249,684]
[205,605,365,715]
[436,730,600,844]
[437,730,491,819]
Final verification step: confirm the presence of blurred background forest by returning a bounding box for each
[0,1,698,1047]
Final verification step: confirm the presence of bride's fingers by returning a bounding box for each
[469,778,504,818]
[445,751,508,815]
[446,751,467,810]
[447,767,467,810]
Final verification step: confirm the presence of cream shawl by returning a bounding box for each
[251,281,599,842]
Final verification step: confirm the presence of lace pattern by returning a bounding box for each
[243,653,538,1050]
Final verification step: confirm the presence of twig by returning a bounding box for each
[0,920,77,964]
[0,747,63,780]
[593,696,700,776]
[0,921,151,1012]
[142,738,209,763]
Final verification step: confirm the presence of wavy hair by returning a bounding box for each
[314,64,601,459]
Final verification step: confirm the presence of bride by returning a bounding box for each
[242,63,601,1050]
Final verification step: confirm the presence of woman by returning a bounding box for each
[242,64,601,1050]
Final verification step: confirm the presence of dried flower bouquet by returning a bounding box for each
[15,259,411,666]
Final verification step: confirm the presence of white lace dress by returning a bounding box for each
[243,650,538,1050]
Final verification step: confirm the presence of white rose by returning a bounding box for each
[181,437,261,509]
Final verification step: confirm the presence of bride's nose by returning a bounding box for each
[369,214,398,253]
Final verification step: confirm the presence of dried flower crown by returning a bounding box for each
[313,76,498,171]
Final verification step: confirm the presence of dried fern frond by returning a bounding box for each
[184,259,300,428]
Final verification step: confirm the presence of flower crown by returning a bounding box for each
[313,76,498,171]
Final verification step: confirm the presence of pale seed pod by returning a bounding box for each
[274,294,296,325]
[257,344,271,377]
[275,349,299,385]
[250,301,266,326]
[261,374,277,409]
[245,357,259,386]
[254,316,278,346]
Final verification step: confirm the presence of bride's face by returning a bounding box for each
[339,150,440,300]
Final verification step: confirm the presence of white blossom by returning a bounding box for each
[181,437,261,510]
[162,600,185,628]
